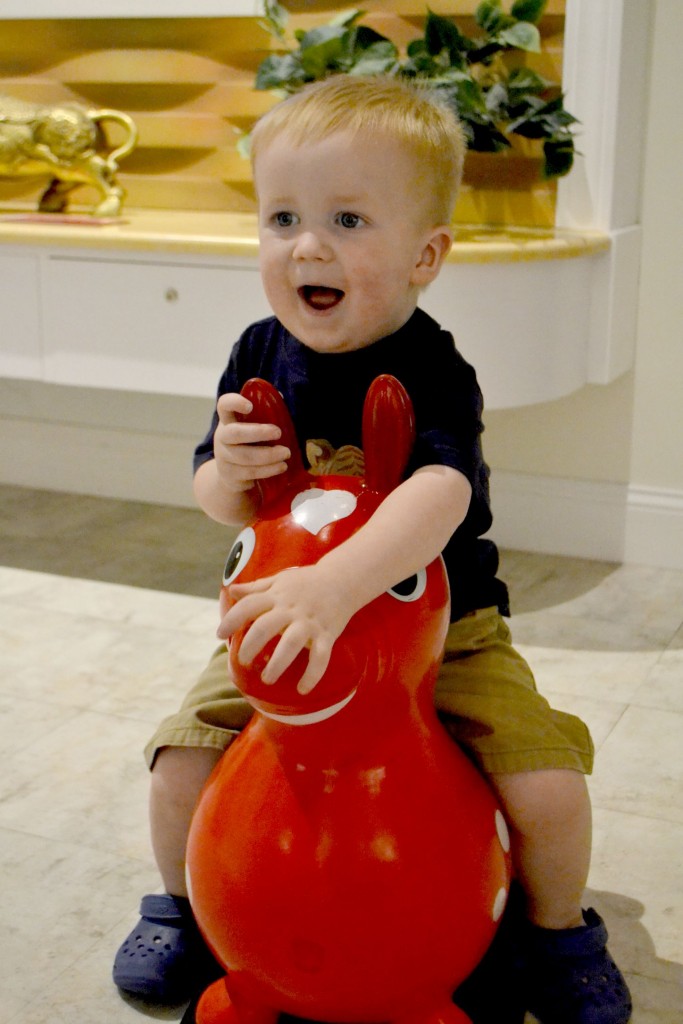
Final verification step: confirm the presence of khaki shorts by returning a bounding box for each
[145,606,593,777]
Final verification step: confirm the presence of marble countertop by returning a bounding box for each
[0,208,611,263]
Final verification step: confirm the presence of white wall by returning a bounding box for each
[0,377,211,508]
[483,0,683,568]
[623,0,683,566]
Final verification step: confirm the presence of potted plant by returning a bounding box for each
[252,0,578,184]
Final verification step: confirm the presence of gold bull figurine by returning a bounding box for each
[0,96,138,217]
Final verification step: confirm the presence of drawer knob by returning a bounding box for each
[165,286,179,302]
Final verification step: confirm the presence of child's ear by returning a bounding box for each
[411,227,453,287]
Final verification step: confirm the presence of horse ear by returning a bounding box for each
[238,378,305,507]
[363,375,415,493]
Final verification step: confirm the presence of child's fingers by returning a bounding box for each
[227,577,274,598]
[294,643,332,695]
[221,421,283,445]
[215,392,285,449]
[259,629,332,693]
[220,443,290,470]
[216,392,252,423]
[217,592,274,640]
[259,624,312,685]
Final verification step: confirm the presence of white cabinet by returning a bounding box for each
[0,253,42,380]
[423,259,592,408]
[0,244,272,398]
[0,215,623,409]
[41,253,270,396]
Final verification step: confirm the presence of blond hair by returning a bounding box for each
[250,75,466,225]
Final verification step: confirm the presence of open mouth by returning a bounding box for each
[298,285,345,311]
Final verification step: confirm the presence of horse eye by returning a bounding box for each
[222,527,256,585]
[387,567,427,603]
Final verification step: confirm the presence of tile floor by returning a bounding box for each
[0,484,681,1023]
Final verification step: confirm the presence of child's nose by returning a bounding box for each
[292,230,333,261]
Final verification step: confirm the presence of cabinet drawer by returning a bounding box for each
[42,255,271,396]
[0,253,42,380]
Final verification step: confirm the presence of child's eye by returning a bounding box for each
[336,212,363,229]
[273,211,297,228]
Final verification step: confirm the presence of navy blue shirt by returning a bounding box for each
[194,308,509,621]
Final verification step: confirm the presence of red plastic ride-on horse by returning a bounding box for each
[184,375,517,1024]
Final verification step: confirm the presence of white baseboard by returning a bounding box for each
[3,414,683,570]
[0,415,197,509]
[489,471,629,562]
[624,485,683,570]
[491,472,683,568]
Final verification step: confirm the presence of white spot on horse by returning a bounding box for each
[291,488,357,535]
[495,809,511,852]
[362,766,387,796]
[492,886,508,922]
[371,833,398,862]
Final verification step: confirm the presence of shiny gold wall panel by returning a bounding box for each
[0,3,565,225]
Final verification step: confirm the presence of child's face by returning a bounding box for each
[254,130,451,354]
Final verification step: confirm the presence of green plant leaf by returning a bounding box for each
[507,118,546,139]
[545,109,580,132]
[510,0,547,25]
[260,0,289,41]
[348,39,399,76]
[297,24,350,77]
[400,42,439,77]
[537,94,580,124]
[327,8,365,29]
[484,80,509,117]
[438,75,488,118]
[507,66,549,96]
[353,25,393,51]
[506,92,579,151]
[255,52,306,91]
[236,131,252,160]
[475,1,505,34]
[297,23,348,52]
[467,120,511,152]
[543,138,574,178]
[498,21,541,52]
[509,95,579,134]
[406,37,428,57]
[424,9,471,66]
[250,0,579,179]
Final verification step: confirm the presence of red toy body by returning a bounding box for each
[185,376,511,1024]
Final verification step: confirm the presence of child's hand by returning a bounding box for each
[217,562,356,695]
[213,392,291,495]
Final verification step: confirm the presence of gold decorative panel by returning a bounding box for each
[0,2,565,226]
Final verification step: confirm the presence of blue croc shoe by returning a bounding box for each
[526,908,632,1024]
[113,893,221,1004]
